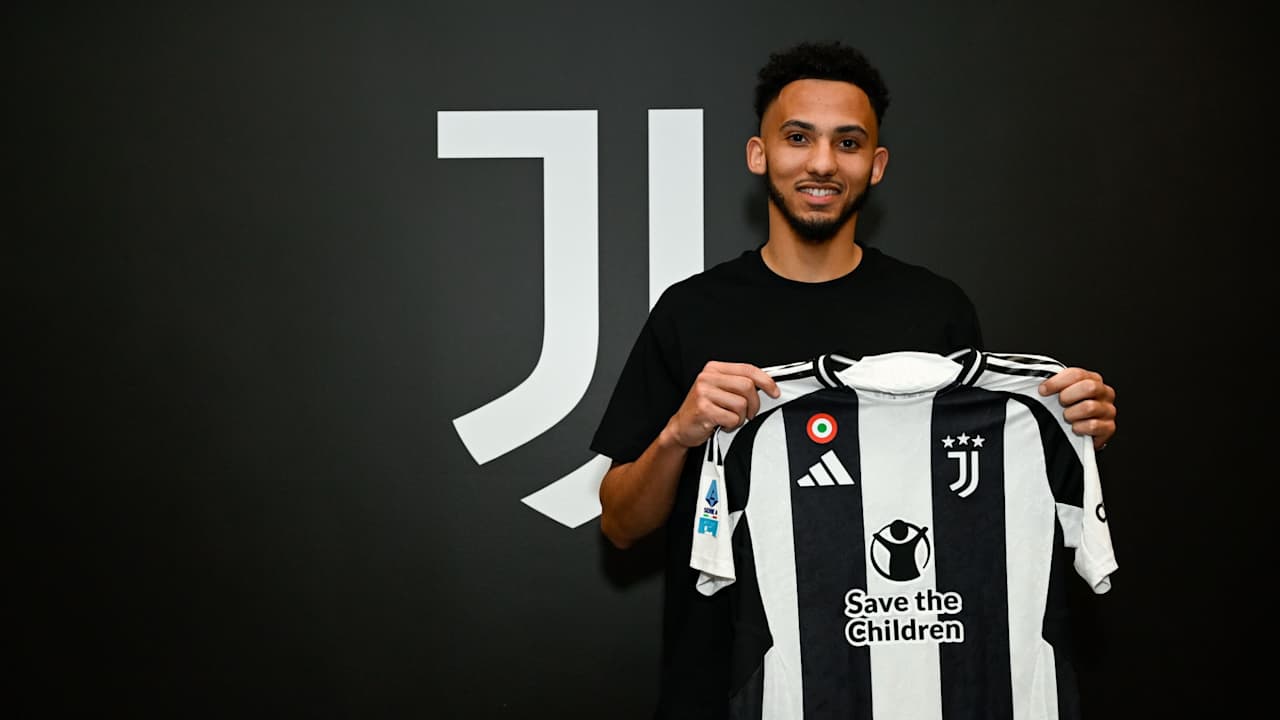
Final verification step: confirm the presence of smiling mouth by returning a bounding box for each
[798,187,841,206]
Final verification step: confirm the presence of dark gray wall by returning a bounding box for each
[11,2,1266,717]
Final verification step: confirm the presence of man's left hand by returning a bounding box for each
[1039,367,1117,450]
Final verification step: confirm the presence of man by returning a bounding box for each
[592,41,1117,718]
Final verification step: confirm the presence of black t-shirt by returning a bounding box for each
[591,246,983,719]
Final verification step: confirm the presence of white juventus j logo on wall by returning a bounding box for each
[437,109,703,528]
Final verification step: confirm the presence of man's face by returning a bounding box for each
[748,79,889,243]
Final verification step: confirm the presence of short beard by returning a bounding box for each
[766,176,872,244]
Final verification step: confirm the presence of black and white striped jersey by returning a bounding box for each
[690,349,1116,720]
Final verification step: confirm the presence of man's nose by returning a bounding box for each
[806,142,837,176]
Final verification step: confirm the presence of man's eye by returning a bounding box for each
[840,139,858,149]
[788,133,806,143]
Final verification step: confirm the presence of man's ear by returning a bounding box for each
[870,145,889,185]
[746,136,767,176]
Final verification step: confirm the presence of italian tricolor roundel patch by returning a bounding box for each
[806,413,837,444]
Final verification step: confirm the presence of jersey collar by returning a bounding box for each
[814,349,984,395]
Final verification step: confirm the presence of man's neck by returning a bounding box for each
[760,212,863,283]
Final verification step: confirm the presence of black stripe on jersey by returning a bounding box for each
[728,515,772,720]
[1044,518,1081,720]
[782,389,872,718]
[1052,634,1083,720]
[729,663,765,720]
[932,386,1014,720]
[1008,395,1086,507]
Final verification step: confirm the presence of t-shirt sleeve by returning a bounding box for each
[590,294,687,463]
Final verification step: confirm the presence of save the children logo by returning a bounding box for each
[844,588,965,647]
[869,519,931,582]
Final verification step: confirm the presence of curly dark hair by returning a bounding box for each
[754,41,891,126]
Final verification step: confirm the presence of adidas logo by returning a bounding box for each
[796,450,856,488]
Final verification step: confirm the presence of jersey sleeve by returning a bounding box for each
[1060,429,1117,593]
[690,429,737,595]
[1021,368,1117,594]
[981,353,1118,594]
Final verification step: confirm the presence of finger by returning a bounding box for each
[1058,379,1115,408]
[701,387,750,428]
[713,361,780,398]
[673,403,736,446]
[719,374,768,420]
[1038,367,1099,397]
[752,368,781,399]
[1062,399,1117,424]
[745,382,762,420]
[748,365,781,398]
[1071,418,1115,445]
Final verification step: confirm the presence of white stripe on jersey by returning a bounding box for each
[1003,399,1059,720]
[750,412,805,718]
[860,396,943,720]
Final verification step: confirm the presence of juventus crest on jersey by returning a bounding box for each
[690,350,1117,720]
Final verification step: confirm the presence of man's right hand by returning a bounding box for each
[600,361,780,549]
[662,361,781,449]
